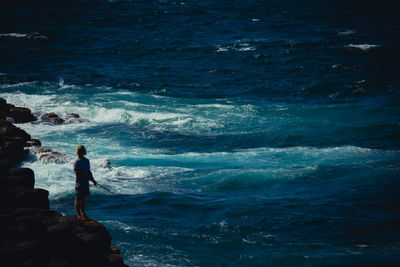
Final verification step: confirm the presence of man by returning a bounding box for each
[74,145,97,220]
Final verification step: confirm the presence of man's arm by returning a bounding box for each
[74,169,95,185]
[88,171,97,186]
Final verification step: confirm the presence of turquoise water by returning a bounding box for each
[1,0,400,265]
[3,85,400,266]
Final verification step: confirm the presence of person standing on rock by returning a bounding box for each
[74,145,97,220]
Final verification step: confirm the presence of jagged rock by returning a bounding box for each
[14,188,49,209]
[0,99,128,267]
[2,137,26,163]
[6,116,15,123]
[0,119,32,169]
[1,174,33,189]
[66,113,80,119]
[9,107,37,123]
[8,168,35,181]
[43,215,128,266]
[0,187,17,213]
[0,97,7,112]
[26,139,41,147]
[0,98,13,116]
[106,246,126,267]
[0,119,31,141]
[66,113,85,123]
[39,151,73,164]
[41,113,64,125]
[0,157,13,172]
[0,98,17,119]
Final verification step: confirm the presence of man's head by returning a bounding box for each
[76,145,87,156]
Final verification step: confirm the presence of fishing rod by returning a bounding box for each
[96,183,129,203]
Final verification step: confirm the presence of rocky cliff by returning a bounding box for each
[0,98,128,267]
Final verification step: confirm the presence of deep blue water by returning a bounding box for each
[1,0,400,266]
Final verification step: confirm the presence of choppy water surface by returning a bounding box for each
[1,0,400,266]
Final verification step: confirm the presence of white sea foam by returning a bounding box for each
[0,33,28,38]
[3,88,259,136]
[21,153,193,198]
[237,43,256,51]
[0,32,47,40]
[216,45,229,52]
[145,146,398,169]
[194,104,233,109]
[346,44,380,51]
[0,81,38,89]
[338,30,355,36]
[20,135,399,198]
[100,220,136,233]
[8,86,398,196]
[216,43,256,52]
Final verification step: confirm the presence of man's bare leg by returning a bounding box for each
[75,196,81,218]
[80,196,86,218]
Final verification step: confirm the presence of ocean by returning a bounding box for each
[1,0,400,265]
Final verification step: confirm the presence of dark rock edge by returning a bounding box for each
[0,98,128,267]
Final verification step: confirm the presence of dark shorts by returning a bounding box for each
[75,185,89,199]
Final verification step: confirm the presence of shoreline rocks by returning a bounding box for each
[0,99,128,267]
[41,112,65,125]
[10,107,37,123]
[0,97,37,123]
[1,98,85,126]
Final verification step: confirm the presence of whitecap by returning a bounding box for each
[0,32,47,40]
[100,220,136,233]
[216,43,256,52]
[216,45,229,52]
[0,33,28,38]
[235,43,256,52]
[338,30,355,36]
[0,81,38,89]
[346,44,380,51]
[194,104,233,109]
[2,92,57,110]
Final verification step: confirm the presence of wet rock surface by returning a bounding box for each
[35,112,86,125]
[10,107,37,123]
[0,98,37,123]
[41,112,65,125]
[65,113,85,123]
[39,151,74,164]
[0,99,128,267]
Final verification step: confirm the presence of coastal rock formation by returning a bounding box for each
[26,138,41,147]
[66,113,85,124]
[27,145,73,165]
[9,107,37,123]
[0,98,14,117]
[0,98,37,123]
[28,146,52,154]
[0,119,31,170]
[0,99,127,267]
[39,151,74,164]
[41,112,65,124]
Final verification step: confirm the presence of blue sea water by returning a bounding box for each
[1,0,400,266]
